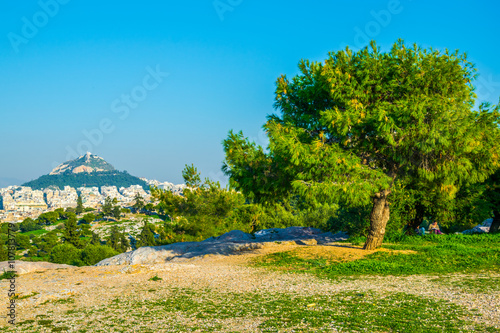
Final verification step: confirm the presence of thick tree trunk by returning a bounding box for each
[490,210,500,234]
[363,189,391,250]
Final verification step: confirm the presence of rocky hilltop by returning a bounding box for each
[49,152,115,175]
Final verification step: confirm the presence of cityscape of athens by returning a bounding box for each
[0,180,185,223]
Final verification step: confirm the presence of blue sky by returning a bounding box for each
[1,0,499,186]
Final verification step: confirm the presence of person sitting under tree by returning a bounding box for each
[428,221,443,234]
[415,226,426,236]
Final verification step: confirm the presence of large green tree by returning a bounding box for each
[81,213,96,224]
[102,197,113,220]
[132,193,145,212]
[63,216,84,249]
[137,221,156,247]
[90,231,101,245]
[112,206,121,220]
[80,245,118,265]
[106,226,130,253]
[224,40,500,249]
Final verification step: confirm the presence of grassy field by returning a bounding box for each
[254,234,500,278]
[20,229,48,237]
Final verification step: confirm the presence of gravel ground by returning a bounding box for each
[0,244,499,332]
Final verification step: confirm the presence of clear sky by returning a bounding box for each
[1,0,499,186]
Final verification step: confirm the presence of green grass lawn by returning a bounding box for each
[21,229,48,236]
[254,234,500,278]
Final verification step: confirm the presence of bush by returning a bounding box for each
[81,213,96,224]
[80,245,118,265]
[19,218,41,233]
[49,243,82,265]
[15,233,30,249]
[36,211,60,225]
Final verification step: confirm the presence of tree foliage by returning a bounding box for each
[106,226,130,253]
[484,169,500,233]
[224,40,500,249]
[81,245,118,265]
[81,213,96,224]
[76,194,84,215]
[36,211,59,225]
[49,243,82,265]
[20,218,41,233]
[137,221,156,247]
[90,231,101,245]
[102,197,113,220]
[63,216,84,249]
[22,170,149,191]
[132,193,145,212]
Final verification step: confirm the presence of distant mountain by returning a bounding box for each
[23,153,149,191]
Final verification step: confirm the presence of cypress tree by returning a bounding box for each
[76,194,84,215]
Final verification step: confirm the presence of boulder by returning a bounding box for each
[462,218,493,234]
[95,227,349,266]
[96,241,263,266]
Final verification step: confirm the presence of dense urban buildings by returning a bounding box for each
[0,178,185,222]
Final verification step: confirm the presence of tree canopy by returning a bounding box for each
[224,40,500,249]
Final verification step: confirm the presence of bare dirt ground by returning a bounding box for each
[0,243,498,332]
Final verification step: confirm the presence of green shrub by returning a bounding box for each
[80,245,118,265]
[19,218,41,233]
[49,243,82,265]
[81,213,96,224]
[15,233,30,249]
[0,271,17,280]
[149,275,162,281]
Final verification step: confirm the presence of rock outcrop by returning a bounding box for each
[96,227,348,266]
[462,218,492,234]
[49,152,115,175]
